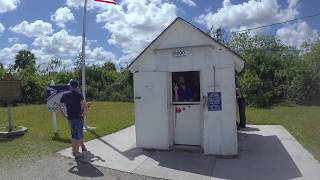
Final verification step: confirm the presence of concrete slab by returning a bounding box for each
[58,125,320,180]
[58,126,152,172]
[133,151,215,180]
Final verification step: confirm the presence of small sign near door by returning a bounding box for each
[208,92,222,111]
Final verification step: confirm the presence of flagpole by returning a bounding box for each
[81,0,114,129]
[81,0,90,129]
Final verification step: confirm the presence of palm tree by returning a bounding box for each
[14,50,36,72]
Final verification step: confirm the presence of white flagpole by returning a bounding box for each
[81,0,91,130]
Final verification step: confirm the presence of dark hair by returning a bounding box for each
[68,79,79,88]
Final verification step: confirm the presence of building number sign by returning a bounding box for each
[172,49,187,57]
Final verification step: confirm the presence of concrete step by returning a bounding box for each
[173,145,203,153]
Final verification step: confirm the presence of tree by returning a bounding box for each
[103,61,116,71]
[46,57,62,74]
[14,50,36,73]
[0,63,3,70]
[288,40,320,105]
[207,26,227,44]
[228,33,296,107]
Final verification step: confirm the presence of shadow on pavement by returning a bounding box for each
[82,151,106,163]
[212,133,303,180]
[68,151,105,178]
[68,160,104,178]
[87,129,148,161]
[84,127,302,179]
[237,126,261,132]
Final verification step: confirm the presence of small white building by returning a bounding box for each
[128,17,244,156]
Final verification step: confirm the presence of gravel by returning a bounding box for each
[0,154,164,180]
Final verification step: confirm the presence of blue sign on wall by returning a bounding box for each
[208,92,222,111]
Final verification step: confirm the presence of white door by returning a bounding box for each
[134,72,170,149]
[174,103,201,145]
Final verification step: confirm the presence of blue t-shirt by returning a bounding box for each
[60,90,84,119]
[178,86,194,102]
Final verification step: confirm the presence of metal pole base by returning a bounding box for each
[83,126,96,131]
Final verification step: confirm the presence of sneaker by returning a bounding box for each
[82,146,88,152]
[74,154,83,160]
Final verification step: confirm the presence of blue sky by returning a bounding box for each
[0,0,319,69]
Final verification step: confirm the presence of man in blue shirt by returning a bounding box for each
[174,76,194,102]
[59,79,87,160]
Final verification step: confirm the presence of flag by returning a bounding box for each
[95,0,116,4]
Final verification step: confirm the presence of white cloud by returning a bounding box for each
[51,7,75,28]
[66,0,112,10]
[32,30,116,67]
[276,21,318,48]
[87,47,117,65]
[0,0,20,13]
[33,29,82,56]
[8,37,19,43]
[0,43,28,67]
[0,22,5,34]
[10,20,54,37]
[195,0,299,33]
[180,0,196,7]
[96,0,177,64]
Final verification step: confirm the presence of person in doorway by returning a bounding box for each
[174,76,194,102]
[59,79,88,160]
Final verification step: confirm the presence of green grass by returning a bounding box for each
[0,101,134,160]
[0,102,319,161]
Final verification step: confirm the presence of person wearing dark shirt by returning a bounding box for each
[236,88,246,128]
[59,79,87,160]
[174,76,194,102]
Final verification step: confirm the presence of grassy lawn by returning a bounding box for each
[0,101,134,160]
[0,102,319,161]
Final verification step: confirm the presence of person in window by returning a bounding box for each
[174,76,194,102]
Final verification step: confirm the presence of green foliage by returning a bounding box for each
[14,50,36,73]
[85,65,133,101]
[103,61,117,71]
[229,32,320,107]
[229,33,294,107]
[287,41,320,104]
[0,49,133,104]
[15,68,47,104]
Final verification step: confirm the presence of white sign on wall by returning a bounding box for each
[172,49,187,57]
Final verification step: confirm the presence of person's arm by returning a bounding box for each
[59,95,67,119]
[80,100,87,118]
[59,103,68,119]
[174,82,179,102]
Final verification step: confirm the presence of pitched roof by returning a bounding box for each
[128,17,244,71]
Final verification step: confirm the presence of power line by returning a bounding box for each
[231,12,320,33]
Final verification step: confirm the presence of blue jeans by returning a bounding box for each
[68,118,84,140]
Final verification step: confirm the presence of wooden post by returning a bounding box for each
[7,102,13,132]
